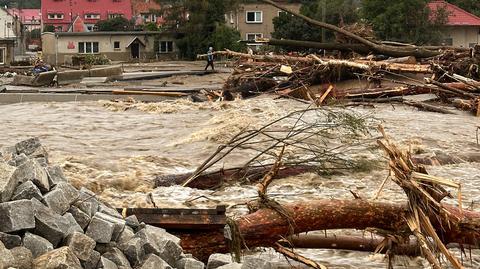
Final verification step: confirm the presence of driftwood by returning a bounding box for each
[261,0,441,58]
[179,199,479,260]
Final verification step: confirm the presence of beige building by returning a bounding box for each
[228,1,301,41]
[42,31,178,65]
[429,1,480,48]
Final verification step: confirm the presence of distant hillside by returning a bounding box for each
[0,0,41,9]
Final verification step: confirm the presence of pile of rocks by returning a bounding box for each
[0,138,245,269]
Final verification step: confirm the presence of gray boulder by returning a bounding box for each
[125,215,140,230]
[46,165,67,187]
[23,232,54,258]
[15,137,42,156]
[116,226,134,251]
[63,212,84,236]
[64,231,96,261]
[0,232,21,249]
[95,212,126,241]
[207,253,233,269]
[0,162,17,202]
[102,247,132,269]
[68,205,91,229]
[138,254,172,269]
[98,256,119,269]
[31,198,70,246]
[43,182,79,214]
[85,214,115,243]
[32,246,82,269]
[81,250,100,269]
[0,241,14,269]
[11,180,43,201]
[0,199,35,232]
[10,246,33,269]
[217,263,242,269]
[98,204,123,219]
[122,237,146,266]
[241,257,273,269]
[13,159,49,192]
[134,226,182,267]
[177,257,205,269]
[73,187,99,217]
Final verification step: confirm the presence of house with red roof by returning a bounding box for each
[131,0,165,26]
[7,9,41,31]
[428,1,480,48]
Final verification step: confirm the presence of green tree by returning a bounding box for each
[43,25,55,32]
[272,0,361,43]
[143,22,160,31]
[361,0,447,44]
[447,0,480,17]
[167,0,242,59]
[95,17,134,31]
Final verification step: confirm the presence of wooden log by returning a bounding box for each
[403,101,455,114]
[333,86,433,99]
[281,234,421,256]
[425,79,478,99]
[261,0,441,58]
[155,165,319,189]
[264,38,373,54]
[179,199,480,260]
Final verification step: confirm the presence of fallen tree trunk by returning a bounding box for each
[179,199,480,260]
[281,234,421,256]
[155,165,318,189]
[333,86,433,99]
[261,0,441,58]
[264,38,374,54]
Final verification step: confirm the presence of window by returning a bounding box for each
[246,33,263,41]
[86,25,94,31]
[108,13,123,19]
[142,13,151,22]
[84,14,100,20]
[0,48,5,65]
[246,11,262,23]
[47,13,64,20]
[78,42,99,54]
[159,41,173,53]
[114,41,120,50]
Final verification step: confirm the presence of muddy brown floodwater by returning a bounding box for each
[1,96,479,268]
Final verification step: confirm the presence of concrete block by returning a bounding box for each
[46,165,67,186]
[0,241,14,269]
[102,247,132,269]
[63,212,84,236]
[68,205,91,229]
[89,65,123,77]
[43,182,79,214]
[64,231,96,261]
[0,162,17,202]
[177,257,205,269]
[98,256,119,269]
[0,232,21,249]
[207,253,233,269]
[81,250,100,269]
[32,246,82,269]
[138,254,172,269]
[85,214,115,243]
[0,199,35,232]
[31,198,70,246]
[22,232,54,258]
[13,159,49,192]
[11,180,43,201]
[10,246,33,269]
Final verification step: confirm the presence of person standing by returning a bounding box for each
[205,47,214,71]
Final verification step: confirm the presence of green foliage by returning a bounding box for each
[143,22,160,31]
[43,25,55,32]
[95,17,134,31]
[447,0,480,17]
[84,54,110,65]
[272,0,360,44]
[30,29,41,39]
[172,0,242,59]
[211,24,244,52]
[361,0,448,44]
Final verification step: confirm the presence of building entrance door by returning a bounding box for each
[131,43,140,58]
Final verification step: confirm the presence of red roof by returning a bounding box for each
[428,1,480,26]
[7,8,41,24]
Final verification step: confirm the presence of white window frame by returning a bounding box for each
[246,33,263,41]
[108,13,123,19]
[78,41,99,54]
[48,13,64,20]
[245,11,262,23]
[0,47,6,65]
[84,14,100,20]
[159,41,173,53]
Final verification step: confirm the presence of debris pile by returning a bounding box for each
[0,138,243,269]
